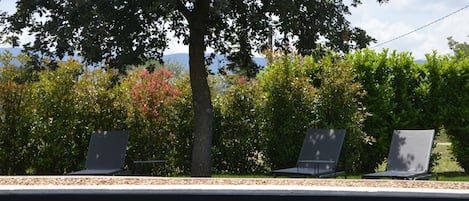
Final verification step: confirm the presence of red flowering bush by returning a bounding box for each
[130,69,181,117]
[121,68,183,174]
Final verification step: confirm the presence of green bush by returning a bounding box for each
[0,51,33,174]
[313,55,367,172]
[213,75,266,174]
[2,48,469,175]
[163,74,196,176]
[76,68,128,131]
[73,67,129,172]
[349,49,441,172]
[259,53,318,170]
[165,75,194,175]
[438,56,469,172]
[347,49,395,172]
[26,59,89,174]
[0,54,193,175]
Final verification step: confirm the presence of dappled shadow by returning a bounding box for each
[386,130,434,172]
[297,128,346,170]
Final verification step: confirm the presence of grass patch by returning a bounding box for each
[434,129,449,144]
[432,143,464,173]
[434,172,469,181]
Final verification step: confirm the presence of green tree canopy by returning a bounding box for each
[448,36,469,60]
[3,0,387,75]
[3,0,387,177]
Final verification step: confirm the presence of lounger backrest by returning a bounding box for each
[297,128,346,169]
[386,129,435,172]
[84,130,129,170]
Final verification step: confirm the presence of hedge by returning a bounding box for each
[1,49,469,175]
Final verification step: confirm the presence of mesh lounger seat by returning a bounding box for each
[363,129,436,180]
[68,130,129,175]
[272,128,346,178]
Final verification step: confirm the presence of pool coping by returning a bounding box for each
[0,176,469,200]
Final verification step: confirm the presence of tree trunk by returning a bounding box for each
[188,0,212,177]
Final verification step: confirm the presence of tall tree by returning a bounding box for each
[3,0,386,177]
[448,36,469,61]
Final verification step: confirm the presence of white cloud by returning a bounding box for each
[165,38,188,54]
[348,0,469,59]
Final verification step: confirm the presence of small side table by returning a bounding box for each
[133,160,167,176]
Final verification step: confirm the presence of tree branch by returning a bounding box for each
[176,0,190,20]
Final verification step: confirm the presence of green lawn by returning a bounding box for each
[432,143,464,173]
[432,131,466,178]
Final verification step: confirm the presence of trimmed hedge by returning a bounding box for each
[1,49,469,175]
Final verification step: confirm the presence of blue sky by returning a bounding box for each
[2,0,469,59]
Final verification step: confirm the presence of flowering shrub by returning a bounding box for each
[130,69,181,116]
[121,68,183,174]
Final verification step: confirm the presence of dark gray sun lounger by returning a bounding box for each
[68,130,129,175]
[272,128,346,178]
[363,129,436,180]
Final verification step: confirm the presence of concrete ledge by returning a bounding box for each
[1,176,469,200]
[1,184,468,201]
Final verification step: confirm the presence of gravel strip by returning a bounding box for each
[0,176,468,190]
